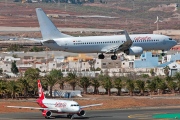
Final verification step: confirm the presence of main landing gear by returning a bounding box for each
[98,53,105,59]
[161,50,165,56]
[98,53,118,60]
[67,114,74,119]
[111,54,117,60]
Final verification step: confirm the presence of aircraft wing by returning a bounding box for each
[80,103,103,109]
[6,106,58,111]
[23,38,43,43]
[103,30,133,54]
[23,38,56,44]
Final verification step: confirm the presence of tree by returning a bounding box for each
[67,72,78,90]
[158,80,167,94]
[163,66,170,76]
[114,77,122,96]
[147,80,156,95]
[126,79,134,96]
[0,68,3,75]
[79,77,91,94]
[101,75,113,96]
[12,54,18,58]
[11,61,19,75]
[44,69,63,97]
[7,81,19,99]
[174,72,180,92]
[18,77,29,97]
[165,76,176,93]
[0,80,7,98]
[24,68,40,96]
[150,69,155,76]
[136,80,145,96]
[91,77,100,94]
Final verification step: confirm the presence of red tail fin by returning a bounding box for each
[37,80,45,100]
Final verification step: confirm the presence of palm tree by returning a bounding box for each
[158,80,167,94]
[168,81,177,94]
[67,72,78,90]
[91,77,100,94]
[43,75,55,97]
[147,80,157,95]
[126,79,134,96]
[18,77,29,97]
[44,69,63,97]
[50,69,63,90]
[0,80,7,98]
[163,66,170,76]
[7,81,19,99]
[24,68,40,96]
[79,77,91,94]
[101,75,113,96]
[165,76,176,94]
[136,80,145,96]
[174,72,180,92]
[114,77,122,96]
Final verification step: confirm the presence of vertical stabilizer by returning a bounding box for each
[37,80,45,100]
[36,8,71,40]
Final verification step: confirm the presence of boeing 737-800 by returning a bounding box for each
[6,80,102,119]
[35,8,177,60]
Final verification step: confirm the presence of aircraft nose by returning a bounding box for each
[173,40,177,46]
[74,107,80,112]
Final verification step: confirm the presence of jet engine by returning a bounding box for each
[77,110,86,116]
[42,110,52,119]
[124,46,143,55]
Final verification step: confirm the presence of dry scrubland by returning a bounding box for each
[1,96,180,113]
[0,0,180,34]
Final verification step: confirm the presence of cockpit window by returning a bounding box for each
[169,38,172,40]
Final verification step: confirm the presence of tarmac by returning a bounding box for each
[0,108,180,120]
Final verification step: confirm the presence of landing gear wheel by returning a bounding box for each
[45,116,50,119]
[161,53,165,56]
[111,55,117,60]
[67,114,72,118]
[98,54,105,59]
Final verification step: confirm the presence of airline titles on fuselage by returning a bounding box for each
[55,102,67,108]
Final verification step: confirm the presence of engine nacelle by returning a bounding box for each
[42,110,52,118]
[77,110,86,116]
[124,46,143,55]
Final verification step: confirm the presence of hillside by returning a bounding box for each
[0,0,179,35]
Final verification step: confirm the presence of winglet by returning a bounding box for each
[124,30,132,42]
[37,80,45,100]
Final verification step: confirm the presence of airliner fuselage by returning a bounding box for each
[43,34,176,53]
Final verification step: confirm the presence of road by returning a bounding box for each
[0,108,180,120]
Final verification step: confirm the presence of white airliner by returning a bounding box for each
[6,80,102,119]
[35,8,177,60]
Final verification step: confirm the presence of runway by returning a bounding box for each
[0,108,180,120]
